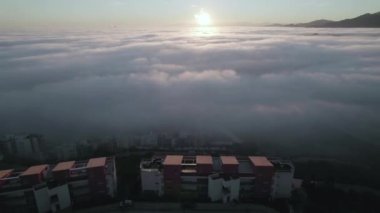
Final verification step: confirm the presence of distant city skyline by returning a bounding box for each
[1,0,380,28]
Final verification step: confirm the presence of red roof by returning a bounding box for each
[87,157,106,168]
[249,156,273,167]
[163,155,183,165]
[52,161,75,172]
[0,169,13,179]
[21,165,48,176]
[196,155,212,165]
[220,156,239,165]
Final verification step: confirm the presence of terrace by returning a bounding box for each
[141,158,163,170]
[271,160,293,172]
[181,156,197,174]
[68,160,89,180]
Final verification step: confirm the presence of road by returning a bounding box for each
[74,202,279,213]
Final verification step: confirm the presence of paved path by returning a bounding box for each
[75,202,279,213]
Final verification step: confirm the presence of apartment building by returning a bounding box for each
[52,157,117,203]
[0,165,71,213]
[0,157,117,213]
[140,154,294,203]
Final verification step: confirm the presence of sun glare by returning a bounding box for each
[195,9,213,26]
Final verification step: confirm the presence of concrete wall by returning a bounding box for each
[181,176,197,183]
[272,171,293,198]
[34,187,51,213]
[197,164,213,175]
[222,164,239,175]
[208,175,223,201]
[163,165,181,181]
[33,184,72,213]
[21,174,41,186]
[107,158,118,197]
[208,175,240,202]
[52,170,71,183]
[181,176,198,191]
[49,184,71,212]
[0,188,30,206]
[252,166,274,198]
[163,165,181,195]
[141,169,163,196]
[88,166,107,198]
[222,178,240,202]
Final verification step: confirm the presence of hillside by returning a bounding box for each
[287,12,380,28]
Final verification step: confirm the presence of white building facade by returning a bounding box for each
[271,160,295,199]
[140,159,164,196]
[208,174,240,203]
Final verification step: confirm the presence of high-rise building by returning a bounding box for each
[1,134,46,161]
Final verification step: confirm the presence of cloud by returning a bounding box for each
[0,27,379,154]
[129,69,238,85]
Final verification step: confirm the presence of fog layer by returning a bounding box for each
[1,27,380,149]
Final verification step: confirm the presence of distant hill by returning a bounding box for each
[286,12,380,28]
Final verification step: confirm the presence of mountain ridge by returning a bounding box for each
[285,12,380,28]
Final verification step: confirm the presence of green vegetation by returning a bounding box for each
[115,153,152,200]
[294,160,380,190]
[295,180,380,213]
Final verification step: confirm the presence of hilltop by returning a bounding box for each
[285,12,380,28]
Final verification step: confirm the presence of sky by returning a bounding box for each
[1,0,380,28]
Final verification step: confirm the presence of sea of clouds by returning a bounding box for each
[0,27,379,149]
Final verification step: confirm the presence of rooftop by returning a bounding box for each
[272,160,293,172]
[0,169,13,179]
[249,156,273,167]
[52,161,75,172]
[196,155,213,165]
[163,155,183,166]
[141,158,162,170]
[21,165,48,176]
[87,157,106,168]
[220,156,239,165]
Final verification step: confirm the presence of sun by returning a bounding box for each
[194,9,213,26]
